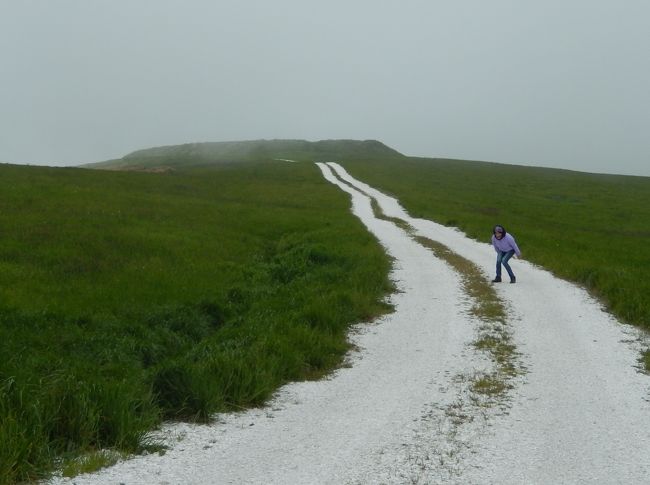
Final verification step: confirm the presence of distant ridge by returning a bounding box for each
[84,139,404,170]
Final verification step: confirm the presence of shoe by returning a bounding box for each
[491,277,502,283]
[510,277,516,284]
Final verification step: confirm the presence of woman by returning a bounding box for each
[491,224,522,283]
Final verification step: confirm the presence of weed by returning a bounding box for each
[471,373,511,397]
[61,450,124,478]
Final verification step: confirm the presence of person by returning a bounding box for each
[491,224,521,283]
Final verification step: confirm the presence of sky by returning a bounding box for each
[1,0,649,176]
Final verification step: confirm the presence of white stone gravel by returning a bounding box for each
[49,162,650,484]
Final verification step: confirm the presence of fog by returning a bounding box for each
[1,0,649,176]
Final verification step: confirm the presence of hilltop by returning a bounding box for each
[83,139,404,170]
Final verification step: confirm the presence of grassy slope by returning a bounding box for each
[0,158,393,482]
[85,139,403,170]
[4,137,647,481]
[341,156,650,329]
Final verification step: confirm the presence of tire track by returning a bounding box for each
[327,162,650,484]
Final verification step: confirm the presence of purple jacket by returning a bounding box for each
[492,233,521,256]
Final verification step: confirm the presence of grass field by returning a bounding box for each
[2,139,649,482]
[0,157,393,483]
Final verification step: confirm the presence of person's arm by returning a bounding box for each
[509,234,522,257]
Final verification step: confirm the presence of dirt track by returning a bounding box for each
[51,162,650,484]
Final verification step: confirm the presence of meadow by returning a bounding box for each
[2,139,649,482]
[0,158,393,483]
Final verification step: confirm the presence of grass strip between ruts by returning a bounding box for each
[327,165,524,406]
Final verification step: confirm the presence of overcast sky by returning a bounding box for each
[1,1,649,176]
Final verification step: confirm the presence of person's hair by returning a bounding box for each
[493,225,506,236]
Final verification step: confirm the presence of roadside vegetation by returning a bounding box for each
[0,157,393,483]
[342,157,650,333]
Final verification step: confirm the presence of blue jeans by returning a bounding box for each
[496,250,516,280]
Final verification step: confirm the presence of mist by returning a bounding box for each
[1,0,649,176]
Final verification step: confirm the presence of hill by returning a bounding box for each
[3,143,649,482]
[84,139,404,170]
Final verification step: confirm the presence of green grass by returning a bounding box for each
[341,157,650,330]
[0,159,393,483]
[61,450,125,478]
[470,373,511,397]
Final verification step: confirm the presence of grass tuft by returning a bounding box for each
[61,450,125,478]
[471,373,511,397]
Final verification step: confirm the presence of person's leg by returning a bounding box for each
[494,252,503,282]
[501,250,516,282]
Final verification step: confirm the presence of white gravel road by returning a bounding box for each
[51,162,650,484]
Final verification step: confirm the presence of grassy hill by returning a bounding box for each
[2,138,649,482]
[84,139,404,170]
